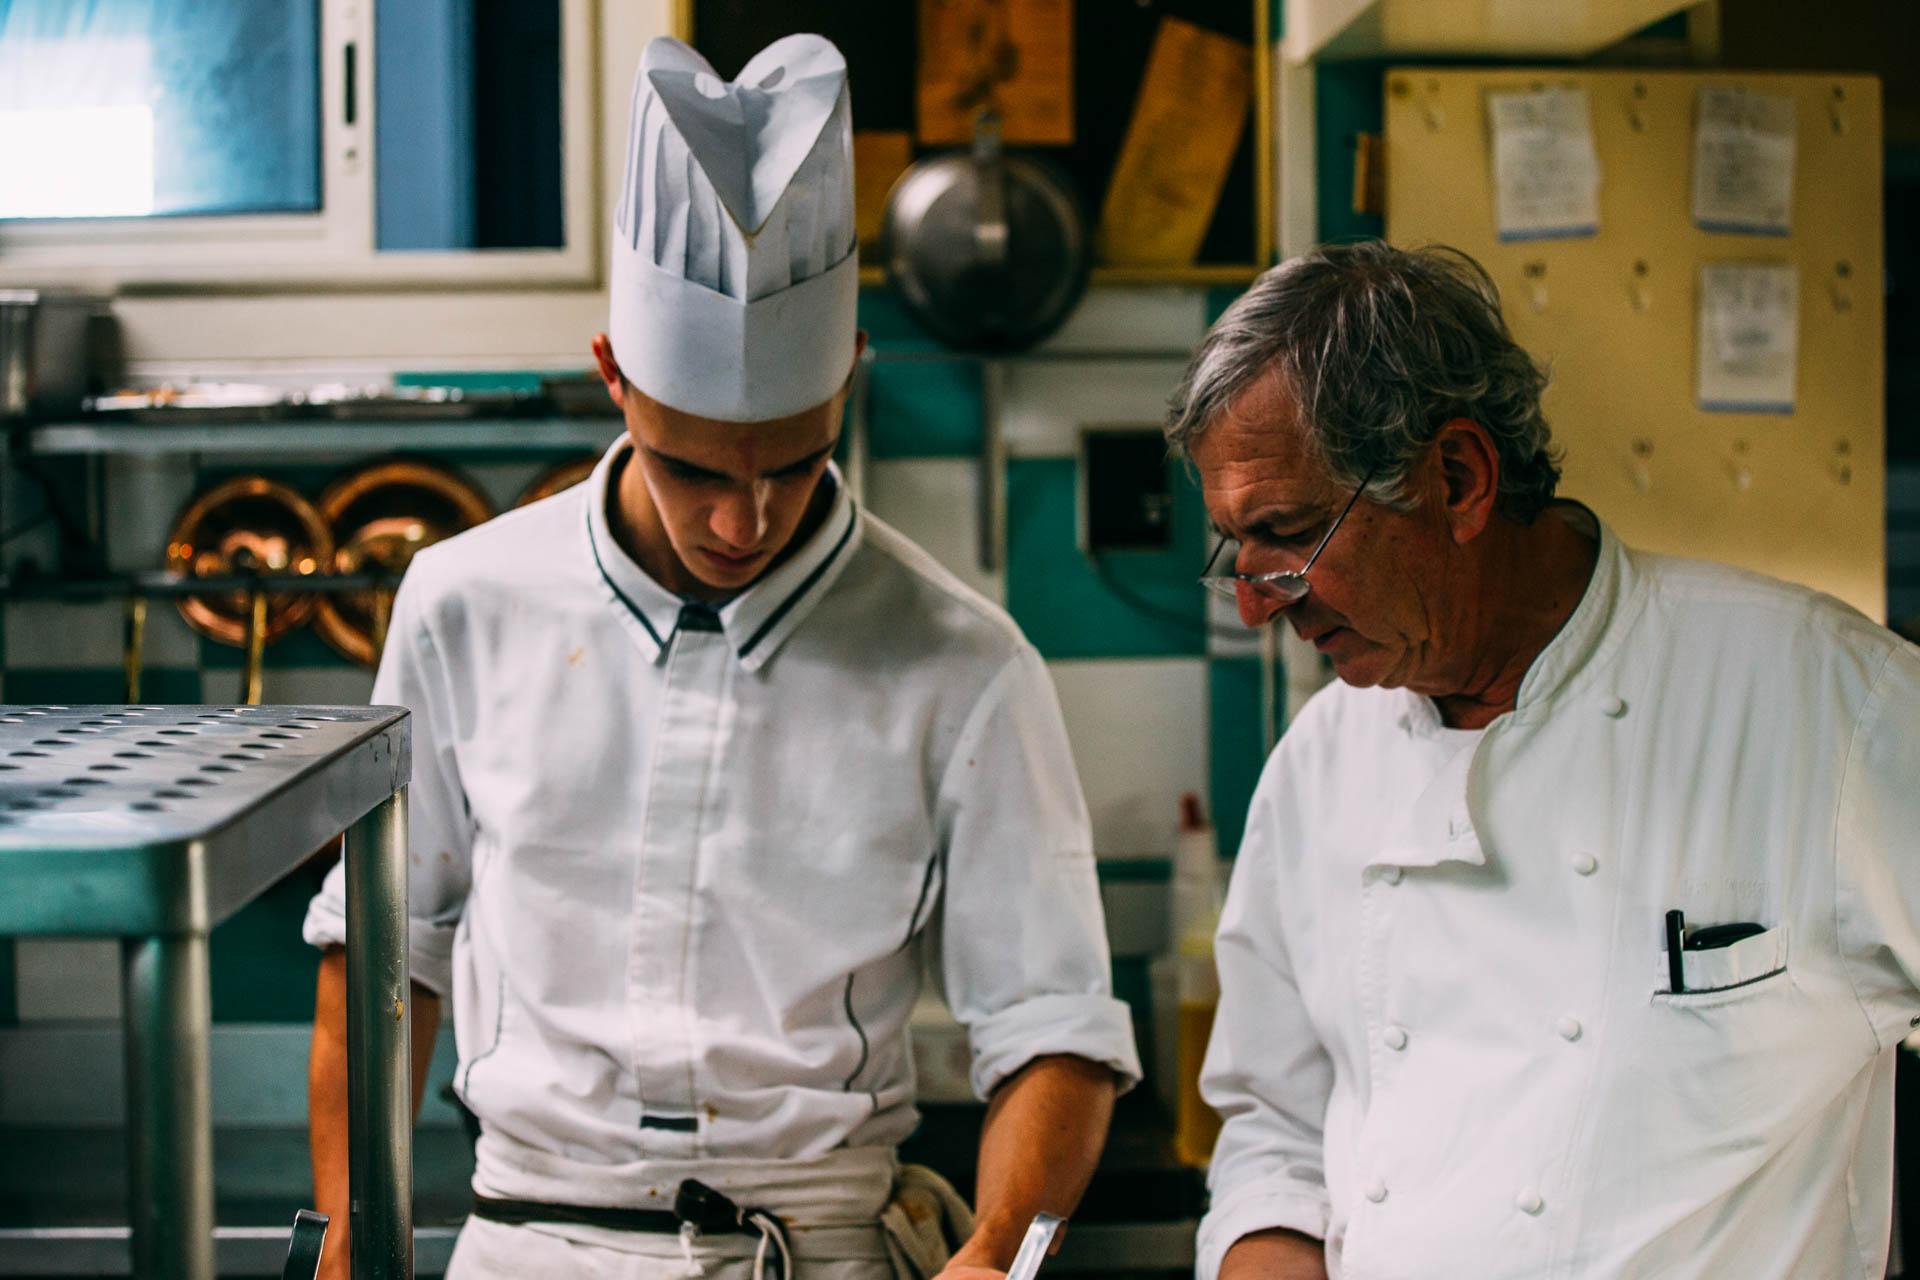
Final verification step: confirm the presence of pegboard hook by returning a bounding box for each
[1628,438,1654,494]
[1523,260,1549,313]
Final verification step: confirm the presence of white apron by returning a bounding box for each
[446,1148,967,1280]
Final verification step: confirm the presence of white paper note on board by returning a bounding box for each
[1693,87,1797,235]
[1697,262,1799,414]
[1487,87,1601,241]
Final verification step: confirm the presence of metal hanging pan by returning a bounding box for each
[312,459,494,668]
[514,455,599,508]
[879,111,1090,351]
[164,476,333,649]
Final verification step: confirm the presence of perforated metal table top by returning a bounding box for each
[0,704,409,937]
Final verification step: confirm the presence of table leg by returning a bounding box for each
[122,933,214,1280]
[346,786,413,1279]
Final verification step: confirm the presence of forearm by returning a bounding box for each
[1219,1229,1327,1280]
[308,947,440,1280]
[949,1054,1117,1271]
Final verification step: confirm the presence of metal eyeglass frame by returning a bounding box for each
[1198,466,1378,606]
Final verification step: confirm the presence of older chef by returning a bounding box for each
[1167,240,1920,1280]
[304,33,1138,1280]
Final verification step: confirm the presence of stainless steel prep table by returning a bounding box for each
[0,704,413,1279]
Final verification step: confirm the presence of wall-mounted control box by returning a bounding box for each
[1079,426,1175,554]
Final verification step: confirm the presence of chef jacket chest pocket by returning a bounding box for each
[1653,924,1791,1005]
[1620,925,1807,1150]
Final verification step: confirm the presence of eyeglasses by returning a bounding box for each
[1198,467,1377,607]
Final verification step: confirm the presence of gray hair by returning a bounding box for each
[1165,240,1562,524]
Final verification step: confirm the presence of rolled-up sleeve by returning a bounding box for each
[933,645,1141,1099]
[1834,638,1920,1050]
[302,569,472,998]
[1196,781,1333,1280]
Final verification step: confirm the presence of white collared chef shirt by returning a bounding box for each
[306,440,1139,1204]
[1198,507,1920,1279]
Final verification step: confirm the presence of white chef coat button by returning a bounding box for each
[1570,852,1598,876]
[1557,1016,1583,1042]
[1516,1190,1545,1215]
[1383,1025,1409,1051]
[1600,695,1627,718]
[1380,865,1404,885]
[1366,1181,1389,1203]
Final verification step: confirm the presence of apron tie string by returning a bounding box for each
[674,1179,794,1280]
[677,1221,707,1278]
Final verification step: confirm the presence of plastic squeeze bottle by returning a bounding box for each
[1170,792,1224,1167]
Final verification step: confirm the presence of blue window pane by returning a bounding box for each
[376,0,562,251]
[0,0,321,220]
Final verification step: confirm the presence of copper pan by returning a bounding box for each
[164,476,333,648]
[314,458,494,667]
[513,454,598,508]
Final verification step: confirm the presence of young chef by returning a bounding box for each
[304,33,1139,1280]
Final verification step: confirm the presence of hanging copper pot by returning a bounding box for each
[164,476,333,647]
[313,458,494,667]
[513,454,598,508]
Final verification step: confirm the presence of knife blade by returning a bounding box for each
[1004,1212,1064,1280]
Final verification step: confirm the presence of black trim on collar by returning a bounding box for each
[738,502,859,659]
[585,503,667,651]
[675,603,724,634]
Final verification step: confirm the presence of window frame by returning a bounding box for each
[0,0,600,290]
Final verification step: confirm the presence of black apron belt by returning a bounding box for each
[471,1179,797,1278]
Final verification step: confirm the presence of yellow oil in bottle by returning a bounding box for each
[1174,997,1222,1167]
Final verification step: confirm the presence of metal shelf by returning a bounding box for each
[11,346,1198,460]
[0,570,398,602]
[18,416,625,458]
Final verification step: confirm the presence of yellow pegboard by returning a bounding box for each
[1385,69,1885,620]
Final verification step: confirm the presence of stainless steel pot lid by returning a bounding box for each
[880,113,1089,351]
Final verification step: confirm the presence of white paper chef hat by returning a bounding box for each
[609,34,859,423]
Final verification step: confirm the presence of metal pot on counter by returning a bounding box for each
[0,290,115,420]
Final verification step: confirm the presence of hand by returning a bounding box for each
[932,1237,1011,1280]
[1220,1228,1327,1280]
[933,1216,1066,1280]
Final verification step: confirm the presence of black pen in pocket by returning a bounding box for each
[1666,909,1686,994]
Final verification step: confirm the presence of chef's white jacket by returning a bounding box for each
[1198,508,1920,1279]
[306,440,1138,1204]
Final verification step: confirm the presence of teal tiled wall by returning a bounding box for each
[1316,61,1389,244]
[1206,285,1248,327]
[1209,657,1277,859]
[869,362,982,459]
[858,290,983,460]
[1005,457,1210,660]
[854,291,946,353]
